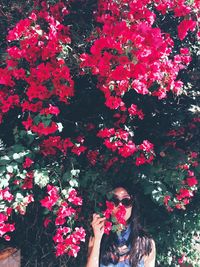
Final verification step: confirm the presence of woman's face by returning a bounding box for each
[112,187,133,222]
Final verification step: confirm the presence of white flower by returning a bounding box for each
[13,151,27,160]
[71,169,80,177]
[69,179,78,187]
[0,178,9,188]
[34,170,49,188]
[1,155,10,160]
[15,193,24,201]
[18,170,27,179]
[6,166,13,173]
[57,122,63,132]
[61,189,69,198]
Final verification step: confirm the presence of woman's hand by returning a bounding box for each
[91,213,106,241]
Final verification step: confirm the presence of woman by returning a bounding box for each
[86,186,156,267]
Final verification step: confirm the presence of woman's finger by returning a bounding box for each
[91,214,105,224]
[91,213,100,223]
[92,220,105,230]
[92,217,105,224]
[92,218,105,227]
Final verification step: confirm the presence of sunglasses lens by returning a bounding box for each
[112,198,120,206]
[121,198,132,207]
[111,197,132,207]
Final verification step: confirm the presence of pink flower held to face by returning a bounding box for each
[112,187,133,222]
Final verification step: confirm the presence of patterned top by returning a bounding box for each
[100,259,144,267]
[100,225,144,267]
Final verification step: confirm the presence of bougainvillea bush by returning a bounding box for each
[0,0,200,266]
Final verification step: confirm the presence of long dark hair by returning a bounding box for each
[100,184,153,267]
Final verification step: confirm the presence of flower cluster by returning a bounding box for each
[40,135,87,157]
[0,0,73,137]
[53,226,86,257]
[0,0,199,263]
[177,253,186,265]
[80,0,198,112]
[163,152,199,211]
[40,184,85,257]
[0,211,15,241]
[0,148,36,241]
[164,151,199,211]
[79,0,198,179]
[161,116,200,211]
[102,201,126,235]
[97,127,154,165]
[0,1,87,257]
[0,139,85,257]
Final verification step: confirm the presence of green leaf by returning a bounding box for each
[144,184,155,194]
[13,144,25,153]
[0,165,6,174]
[33,114,41,125]
[0,157,11,165]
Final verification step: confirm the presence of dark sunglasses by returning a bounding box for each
[111,197,133,208]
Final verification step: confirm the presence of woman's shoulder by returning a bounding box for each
[137,232,155,256]
[138,233,155,243]
[143,239,156,267]
[138,229,154,241]
[137,233,156,267]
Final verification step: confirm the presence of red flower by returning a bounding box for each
[40,185,59,210]
[23,157,34,168]
[164,195,171,206]
[0,188,14,202]
[105,96,124,110]
[139,140,154,152]
[183,198,190,205]
[63,138,73,151]
[55,217,66,226]
[21,172,34,190]
[43,217,51,228]
[7,46,22,59]
[21,101,43,113]
[71,145,87,156]
[186,177,198,187]
[190,152,198,158]
[174,5,191,17]
[4,235,11,241]
[180,47,190,55]
[132,80,149,95]
[26,84,52,101]
[0,214,15,238]
[57,205,76,220]
[31,122,58,136]
[68,189,82,206]
[178,254,186,264]
[176,188,193,200]
[40,104,60,116]
[177,20,197,40]
[104,221,112,235]
[103,201,115,219]
[97,128,115,138]
[118,142,137,158]
[22,116,33,130]
[135,153,147,166]
[115,205,126,225]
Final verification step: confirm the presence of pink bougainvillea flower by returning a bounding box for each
[23,157,34,168]
[177,19,197,40]
[186,177,198,187]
